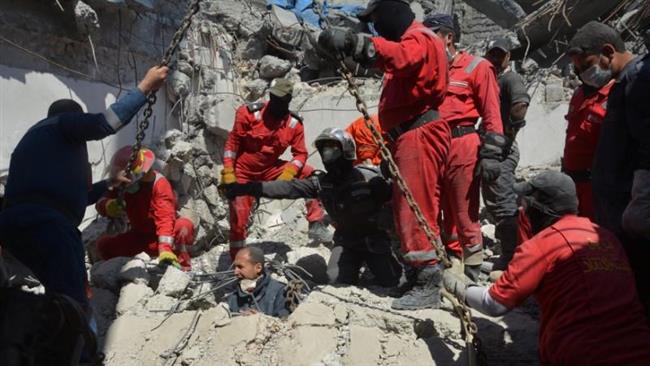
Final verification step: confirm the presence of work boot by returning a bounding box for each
[308,220,333,243]
[391,264,443,310]
[463,243,483,282]
[491,215,519,272]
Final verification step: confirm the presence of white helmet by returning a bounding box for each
[314,128,357,161]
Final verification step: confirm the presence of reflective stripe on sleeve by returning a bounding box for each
[224,150,237,159]
[104,106,124,131]
[158,236,175,244]
[291,159,304,168]
[402,250,438,263]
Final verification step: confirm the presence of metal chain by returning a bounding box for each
[285,279,304,312]
[121,0,202,187]
[311,3,482,364]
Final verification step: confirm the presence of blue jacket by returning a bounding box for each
[227,271,290,317]
[2,88,147,227]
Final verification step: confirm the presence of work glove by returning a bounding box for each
[442,270,471,303]
[158,245,180,268]
[222,182,263,200]
[476,132,508,183]
[318,27,376,66]
[220,167,237,185]
[277,165,298,181]
[104,199,126,218]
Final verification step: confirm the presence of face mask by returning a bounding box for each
[239,278,258,292]
[579,63,612,89]
[268,94,291,118]
[320,146,342,165]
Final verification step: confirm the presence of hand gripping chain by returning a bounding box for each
[311,3,484,365]
[121,0,202,191]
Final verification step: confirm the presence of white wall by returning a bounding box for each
[0,64,175,225]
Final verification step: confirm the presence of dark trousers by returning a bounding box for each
[327,235,402,287]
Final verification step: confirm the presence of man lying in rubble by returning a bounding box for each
[223,128,402,288]
[482,36,531,280]
[220,78,329,261]
[94,145,196,271]
[227,246,290,317]
[0,65,168,306]
[443,171,650,365]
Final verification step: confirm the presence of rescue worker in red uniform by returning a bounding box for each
[95,146,195,270]
[443,171,650,365]
[563,77,614,220]
[221,78,327,260]
[319,0,451,309]
[425,14,505,280]
[345,114,382,166]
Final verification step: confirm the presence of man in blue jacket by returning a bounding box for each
[0,65,168,306]
[228,246,290,317]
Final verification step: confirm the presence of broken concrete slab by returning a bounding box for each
[91,257,131,292]
[289,302,336,327]
[277,326,338,366]
[118,258,150,285]
[259,55,292,80]
[116,282,153,315]
[344,325,383,365]
[157,265,190,298]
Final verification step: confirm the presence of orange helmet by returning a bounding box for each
[110,146,155,180]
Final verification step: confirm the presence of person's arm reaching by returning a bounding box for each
[224,176,321,200]
[59,66,168,142]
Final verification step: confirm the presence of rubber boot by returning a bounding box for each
[463,243,483,282]
[308,220,333,243]
[491,215,519,271]
[391,264,443,310]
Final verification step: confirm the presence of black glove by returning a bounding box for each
[477,132,508,182]
[318,27,355,58]
[222,182,263,200]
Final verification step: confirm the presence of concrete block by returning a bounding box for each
[278,326,338,366]
[116,282,153,315]
[259,55,292,80]
[157,266,190,298]
[118,258,150,285]
[289,302,336,327]
[344,325,382,365]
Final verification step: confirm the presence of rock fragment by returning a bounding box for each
[157,265,191,298]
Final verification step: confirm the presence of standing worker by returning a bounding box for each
[443,171,650,365]
[482,37,530,276]
[220,78,328,260]
[562,58,613,220]
[318,0,451,309]
[569,21,650,313]
[95,146,196,271]
[224,128,402,287]
[0,66,169,305]
[425,14,505,280]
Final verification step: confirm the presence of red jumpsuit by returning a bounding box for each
[345,114,382,166]
[371,22,449,266]
[490,215,650,365]
[438,52,503,258]
[95,172,195,270]
[223,102,325,248]
[563,81,613,220]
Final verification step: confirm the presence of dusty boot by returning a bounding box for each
[463,243,483,282]
[308,220,333,243]
[391,264,443,310]
[491,215,519,271]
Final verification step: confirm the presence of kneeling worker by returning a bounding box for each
[443,171,650,365]
[224,128,402,287]
[228,246,290,317]
[95,146,195,270]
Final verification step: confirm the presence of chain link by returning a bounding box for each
[121,0,202,190]
[311,3,482,364]
[285,279,304,312]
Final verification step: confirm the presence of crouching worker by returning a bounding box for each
[443,171,650,365]
[224,128,402,287]
[95,146,195,270]
[228,247,290,317]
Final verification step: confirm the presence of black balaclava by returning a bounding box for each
[372,1,415,42]
[47,99,83,118]
[319,144,352,178]
[523,195,563,235]
[268,94,291,119]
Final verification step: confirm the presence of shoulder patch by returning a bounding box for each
[246,102,264,113]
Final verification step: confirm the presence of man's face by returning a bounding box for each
[233,252,262,280]
[486,48,509,72]
[570,53,605,75]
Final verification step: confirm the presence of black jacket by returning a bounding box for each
[227,271,289,317]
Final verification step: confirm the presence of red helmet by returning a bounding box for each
[110,146,155,179]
